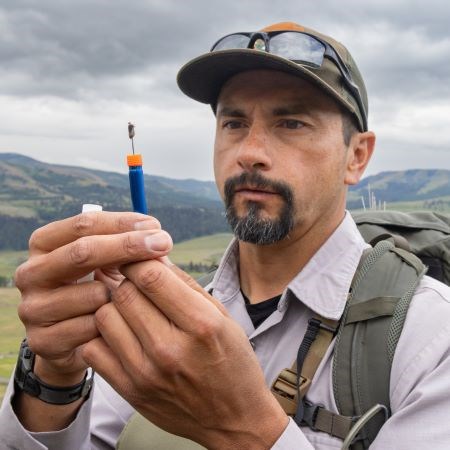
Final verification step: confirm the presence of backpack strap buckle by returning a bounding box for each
[271,315,338,418]
[301,400,359,440]
[301,399,322,431]
[271,369,311,415]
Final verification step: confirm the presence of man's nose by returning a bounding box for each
[236,124,272,172]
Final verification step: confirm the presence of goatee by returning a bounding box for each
[224,172,295,245]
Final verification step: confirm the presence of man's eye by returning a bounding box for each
[223,120,244,129]
[281,119,304,129]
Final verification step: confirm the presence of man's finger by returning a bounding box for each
[110,279,178,352]
[92,301,159,380]
[81,337,133,399]
[120,259,224,332]
[27,314,99,360]
[17,230,173,288]
[166,262,228,315]
[18,281,110,325]
[29,211,161,255]
[166,262,210,295]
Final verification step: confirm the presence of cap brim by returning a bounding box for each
[177,49,357,117]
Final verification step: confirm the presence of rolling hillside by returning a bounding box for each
[1,152,449,250]
[347,169,450,210]
[0,153,228,249]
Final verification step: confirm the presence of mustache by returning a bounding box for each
[224,172,294,205]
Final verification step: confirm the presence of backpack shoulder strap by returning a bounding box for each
[332,240,426,449]
[271,316,338,417]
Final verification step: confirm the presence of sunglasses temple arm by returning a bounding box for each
[346,81,368,131]
[326,51,368,131]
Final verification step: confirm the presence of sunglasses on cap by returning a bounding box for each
[211,30,367,131]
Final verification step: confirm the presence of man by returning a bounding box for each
[1,22,449,449]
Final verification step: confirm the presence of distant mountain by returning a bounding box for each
[0,153,227,249]
[0,153,449,250]
[347,169,450,209]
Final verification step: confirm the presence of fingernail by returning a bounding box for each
[134,218,160,230]
[144,232,172,252]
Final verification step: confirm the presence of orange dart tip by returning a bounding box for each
[127,153,143,167]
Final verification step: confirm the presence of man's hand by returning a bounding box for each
[82,259,288,450]
[14,211,172,391]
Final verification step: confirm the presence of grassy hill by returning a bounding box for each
[347,169,450,210]
[0,153,229,249]
[1,152,449,252]
[0,251,28,279]
[0,287,24,402]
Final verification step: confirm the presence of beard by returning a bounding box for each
[224,172,295,245]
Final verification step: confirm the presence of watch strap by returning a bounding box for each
[14,338,94,405]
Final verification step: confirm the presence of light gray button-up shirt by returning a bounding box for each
[1,213,450,449]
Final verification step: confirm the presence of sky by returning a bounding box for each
[0,0,449,181]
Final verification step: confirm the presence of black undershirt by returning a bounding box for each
[242,291,282,328]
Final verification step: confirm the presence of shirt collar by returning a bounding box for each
[209,212,368,320]
[210,237,240,302]
[287,213,367,319]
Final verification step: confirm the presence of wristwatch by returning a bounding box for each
[14,338,94,405]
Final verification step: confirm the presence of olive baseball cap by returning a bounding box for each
[177,22,368,131]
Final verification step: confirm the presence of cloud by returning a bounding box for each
[0,0,448,180]
[2,1,449,103]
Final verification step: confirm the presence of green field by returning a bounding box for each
[0,250,28,278]
[386,198,450,212]
[0,287,24,404]
[0,287,24,373]
[0,233,233,403]
[170,233,233,265]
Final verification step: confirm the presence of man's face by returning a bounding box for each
[214,70,353,245]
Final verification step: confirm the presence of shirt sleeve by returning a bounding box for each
[0,374,93,450]
[271,418,314,449]
[370,277,450,449]
[271,277,450,450]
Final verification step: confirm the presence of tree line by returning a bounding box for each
[0,206,230,251]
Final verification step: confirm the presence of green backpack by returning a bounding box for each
[291,211,449,448]
[117,211,450,450]
[353,210,450,285]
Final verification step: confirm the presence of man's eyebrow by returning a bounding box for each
[217,103,311,117]
[217,106,246,117]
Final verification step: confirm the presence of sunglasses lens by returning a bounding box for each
[212,34,251,51]
[212,32,325,68]
[270,32,325,66]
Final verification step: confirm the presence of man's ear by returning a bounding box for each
[344,131,376,185]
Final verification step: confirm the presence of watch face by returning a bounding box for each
[21,343,35,372]
[15,340,29,387]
